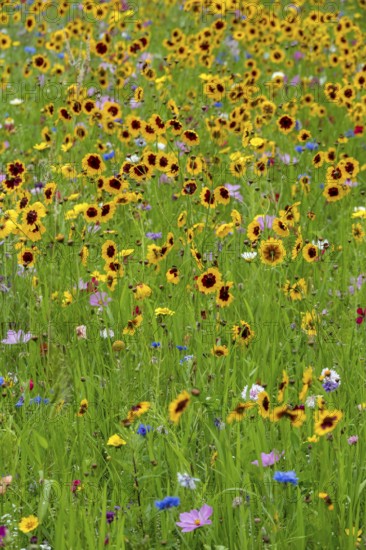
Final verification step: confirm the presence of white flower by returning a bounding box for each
[305,395,317,408]
[177,472,200,489]
[100,328,114,339]
[241,385,248,400]
[320,368,341,384]
[249,384,265,401]
[241,252,257,262]
[126,154,140,163]
[271,71,285,79]
[354,206,366,212]
[157,142,166,150]
[312,239,329,250]
[9,98,23,105]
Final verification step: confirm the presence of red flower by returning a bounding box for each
[29,379,34,391]
[356,308,366,324]
[354,126,364,135]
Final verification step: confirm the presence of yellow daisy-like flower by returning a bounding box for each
[33,142,50,150]
[19,515,39,533]
[169,390,190,423]
[134,283,152,301]
[211,345,229,357]
[314,409,343,436]
[155,307,175,316]
[227,402,255,424]
[196,268,222,295]
[107,434,127,447]
[259,238,286,267]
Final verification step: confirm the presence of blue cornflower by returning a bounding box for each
[322,380,339,393]
[103,151,115,161]
[305,142,319,151]
[15,396,24,407]
[273,471,298,485]
[345,129,355,138]
[151,342,161,348]
[180,355,194,364]
[214,102,223,108]
[176,345,188,351]
[295,120,301,131]
[24,46,36,54]
[0,377,4,386]
[295,146,304,153]
[137,424,153,436]
[57,53,64,59]
[154,496,180,510]
[29,395,50,405]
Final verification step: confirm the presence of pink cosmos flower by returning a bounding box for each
[89,292,111,308]
[2,330,33,344]
[176,504,213,533]
[225,183,243,203]
[251,450,284,467]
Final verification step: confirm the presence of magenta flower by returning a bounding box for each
[2,330,33,344]
[89,292,112,308]
[356,308,366,324]
[251,450,284,467]
[176,504,213,533]
[348,435,358,445]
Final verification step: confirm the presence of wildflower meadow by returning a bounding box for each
[0,0,366,548]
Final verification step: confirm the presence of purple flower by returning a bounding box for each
[256,215,275,230]
[0,525,8,546]
[145,232,162,240]
[347,435,358,445]
[2,330,33,344]
[176,504,213,532]
[225,183,243,203]
[106,511,116,524]
[251,450,284,467]
[278,153,298,165]
[89,292,112,308]
[349,274,366,295]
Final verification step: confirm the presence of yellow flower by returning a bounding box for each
[169,390,190,423]
[134,283,152,300]
[33,142,50,150]
[314,409,343,436]
[19,515,39,533]
[259,238,286,267]
[107,434,127,447]
[250,137,265,147]
[307,435,319,443]
[77,399,88,417]
[155,307,175,316]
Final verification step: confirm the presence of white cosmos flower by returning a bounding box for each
[312,239,329,250]
[9,98,23,105]
[272,71,285,79]
[241,252,257,262]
